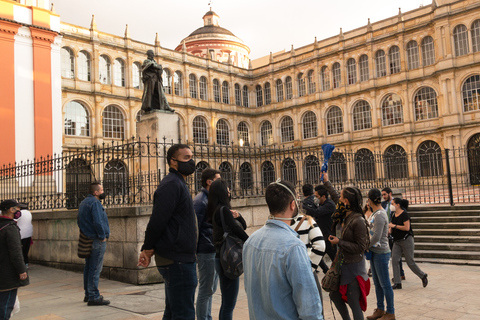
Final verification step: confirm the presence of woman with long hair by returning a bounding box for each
[365,189,395,320]
[390,198,428,290]
[206,179,248,320]
[328,187,370,320]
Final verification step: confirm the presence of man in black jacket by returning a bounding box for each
[138,144,198,320]
[301,184,317,211]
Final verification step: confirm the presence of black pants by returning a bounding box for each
[320,239,337,273]
[21,237,31,265]
[0,288,17,320]
[330,280,364,320]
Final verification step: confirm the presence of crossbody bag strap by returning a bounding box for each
[294,215,307,232]
[218,206,229,239]
[0,222,16,232]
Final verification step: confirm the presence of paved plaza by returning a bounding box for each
[11,262,480,320]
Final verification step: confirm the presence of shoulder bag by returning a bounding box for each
[218,206,244,279]
[77,230,93,259]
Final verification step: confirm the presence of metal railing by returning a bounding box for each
[1,138,479,210]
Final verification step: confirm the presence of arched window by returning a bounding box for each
[375,50,387,77]
[132,62,142,89]
[332,62,341,88]
[195,161,209,192]
[78,50,90,81]
[347,58,357,85]
[219,162,233,191]
[453,24,469,56]
[321,66,330,91]
[104,160,128,196]
[199,76,208,100]
[285,76,293,99]
[421,36,435,66]
[406,41,420,70]
[282,158,297,185]
[302,111,317,139]
[388,46,401,74]
[297,73,306,97]
[64,101,89,136]
[381,94,403,126]
[66,159,92,209]
[216,119,230,145]
[234,83,241,106]
[261,161,275,188]
[237,122,249,146]
[222,81,229,104]
[329,152,347,183]
[61,47,74,79]
[414,87,438,121]
[264,82,271,105]
[113,58,125,87]
[256,85,263,107]
[163,69,172,94]
[239,162,253,191]
[189,74,198,99]
[352,100,372,131]
[213,79,220,102]
[354,148,375,181]
[384,145,408,180]
[99,55,111,84]
[102,105,124,139]
[193,116,208,144]
[417,141,443,177]
[307,70,316,94]
[326,106,343,135]
[472,20,480,53]
[260,121,273,146]
[276,79,284,102]
[462,75,480,112]
[281,116,294,142]
[174,71,183,96]
[359,55,369,82]
[467,133,480,185]
[242,85,249,107]
[304,155,320,185]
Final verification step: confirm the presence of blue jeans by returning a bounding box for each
[157,262,197,320]
[83,239,107,301]
[196,253,218,320]
[214,258,239,320]
[0,289,17,320]
[370,252,395,314]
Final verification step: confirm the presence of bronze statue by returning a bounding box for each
[141,50,175,113]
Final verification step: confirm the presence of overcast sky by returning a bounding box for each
[51,0,429,59]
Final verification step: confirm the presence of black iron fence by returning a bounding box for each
[1,138,479,210]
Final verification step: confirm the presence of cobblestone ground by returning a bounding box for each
[13,262,480,319]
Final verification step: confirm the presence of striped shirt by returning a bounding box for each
[291,214,326,271]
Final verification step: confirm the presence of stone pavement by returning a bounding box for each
[13,262,480,320]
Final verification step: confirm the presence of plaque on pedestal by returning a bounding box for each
[136,110,179,143]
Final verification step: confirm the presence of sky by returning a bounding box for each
[50,0,430,60]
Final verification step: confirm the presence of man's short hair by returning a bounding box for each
[302,184,314,197]
[382,187,393,195]
[89,182,102,195]
[314,185,329,198]
[167,144,190,166]
[201,168,221,188]
[265,180,295,215]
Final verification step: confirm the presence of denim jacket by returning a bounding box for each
[243,219,324,320]
[77,194,110,240]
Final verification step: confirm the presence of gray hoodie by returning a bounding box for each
[368,208,391,254]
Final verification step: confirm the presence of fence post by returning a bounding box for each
[445,148,454,206]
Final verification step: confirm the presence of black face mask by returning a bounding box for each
[98,193,106,200]
[176,159,196,176]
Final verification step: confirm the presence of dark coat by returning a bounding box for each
[304,198,335,237]
[0,217,29,291]
[338,212,369,264]
[193,188,215,254]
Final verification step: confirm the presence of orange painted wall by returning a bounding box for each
[0,21,19,165]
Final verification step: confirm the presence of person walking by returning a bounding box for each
[390,198,428,290]
[0,200,29,320]
[328,187,370,320]
[194,168,221,320]
[365,189,395,320]
[207,179,248,320]
[16,204,33,267]
[137,144,198,319]
[77,182,110,306]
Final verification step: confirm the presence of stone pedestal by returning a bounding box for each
[136,110,179,143]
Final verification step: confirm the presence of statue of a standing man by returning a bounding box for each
[141,50,175,113]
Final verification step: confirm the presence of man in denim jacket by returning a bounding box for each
[243,179,324,320]
[77,182,110,306]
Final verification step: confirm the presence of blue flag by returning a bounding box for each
[320,144,335,181]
